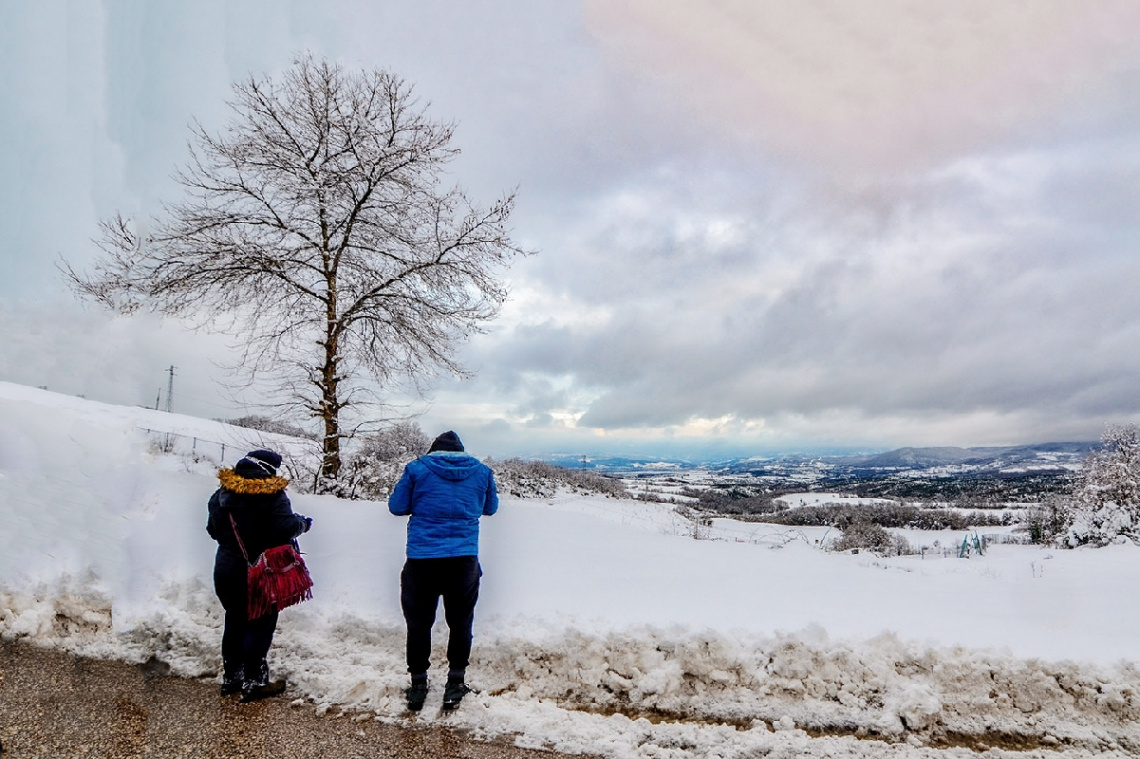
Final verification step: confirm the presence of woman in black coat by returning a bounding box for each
[206,449,311,701]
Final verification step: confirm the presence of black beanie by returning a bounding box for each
[428,431,464,453]
[236,449,283,477]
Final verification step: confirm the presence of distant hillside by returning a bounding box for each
[555,442,1098,476]
[843,447,978,467]
[831,442,1097,470]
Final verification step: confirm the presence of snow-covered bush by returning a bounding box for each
[338,422,430,500]
[221,414,318,440]
[1023,494,1074,545]
[1065,424,1140,547]
[762,502,1002,530]
[683,487,788,516]
[488,458,629,499]
[831,521,914,555]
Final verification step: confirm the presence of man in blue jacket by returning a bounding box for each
[388,430,498,711]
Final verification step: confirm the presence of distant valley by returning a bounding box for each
[542,442,1097,502]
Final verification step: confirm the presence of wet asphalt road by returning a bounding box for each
[0,641,592,759]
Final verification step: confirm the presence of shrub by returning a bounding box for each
[634,491,673,504]
[1023,495,1074,545]
[686,488,788,516]
[1065,424,1140,547]
[339,422,430,500]
[831,521,913,555]
[488,458,629,499]
[760,502,1000,530]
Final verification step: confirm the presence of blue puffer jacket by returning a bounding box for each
[388,452,499,559]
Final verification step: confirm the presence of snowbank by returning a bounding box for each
[2,382,1138,758]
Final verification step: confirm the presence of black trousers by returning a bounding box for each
[400,556,482,677]
[214,549,278,679]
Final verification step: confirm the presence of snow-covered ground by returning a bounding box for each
[775,492,897,508]
[2,381,1138,758]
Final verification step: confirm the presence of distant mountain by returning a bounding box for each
[536,454,699,473]
[840,446,979,467]
[827,442,1097,470]
[535,442,1097,475]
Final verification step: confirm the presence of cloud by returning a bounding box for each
[5,1,1140,458]
[452,138,1140,449]
[584,0,1140,171]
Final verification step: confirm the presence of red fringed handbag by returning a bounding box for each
[229,513,313,620]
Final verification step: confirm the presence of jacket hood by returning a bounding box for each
[417,452,484,481]
[217,468,290,495]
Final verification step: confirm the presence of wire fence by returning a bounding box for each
[137,427,233,465]
[135,427,316,476]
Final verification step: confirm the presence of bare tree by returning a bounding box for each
[64,54,529,489]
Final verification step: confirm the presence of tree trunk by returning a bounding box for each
[319,389,341,486]
[318,283,342,488]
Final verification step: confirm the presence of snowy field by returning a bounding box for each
[775,492,895,508]
[1,381,1138,758]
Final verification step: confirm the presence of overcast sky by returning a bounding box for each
[3,1,1140,459]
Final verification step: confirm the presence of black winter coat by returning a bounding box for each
[206,469,309,563]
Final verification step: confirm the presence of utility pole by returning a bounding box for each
[165,365,175,413]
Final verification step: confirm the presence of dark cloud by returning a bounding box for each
[455,147,1140,449]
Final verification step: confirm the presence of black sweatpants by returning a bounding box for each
[400,556,482,677]
[214,549,278,679]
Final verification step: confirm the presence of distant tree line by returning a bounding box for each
[672,487,1011,530]
[677,486,788,516]
[224,415,317,441]
[488,458,629,500]
[748,502,1011,530]
[847,472,1078,503]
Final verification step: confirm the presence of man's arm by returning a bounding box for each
[388,465,415,515]
[483,472,499,516]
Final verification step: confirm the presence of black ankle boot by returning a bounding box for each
[221,667,244,696]
[405,675,429,711]
[240,659,286,702]
[442,677,471,710]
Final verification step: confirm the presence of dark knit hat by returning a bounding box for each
[236,449,283,478]
[428,431,464,453]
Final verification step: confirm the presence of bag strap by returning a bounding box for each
[228,512,252,565]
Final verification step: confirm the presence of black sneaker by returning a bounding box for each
[405,680,429,712]
[220,671,244,696]
[240,678,287,702]
[442,681,472,710]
